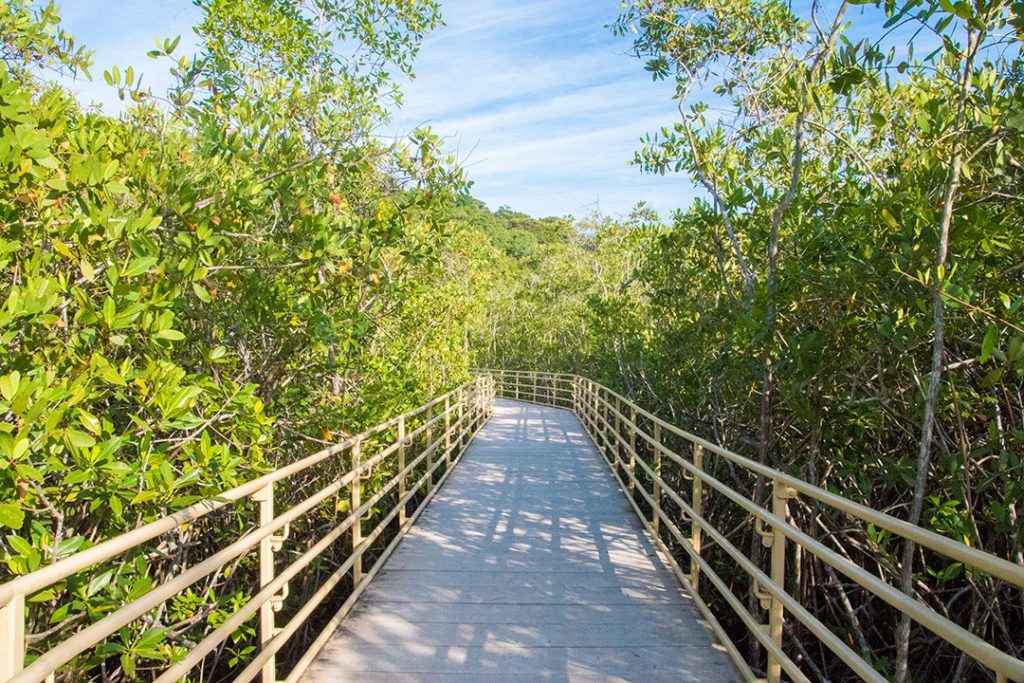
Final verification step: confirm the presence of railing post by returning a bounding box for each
[425,403,434,486]
[599,389,608,455]
[397,415,406,526]
[0,593,25,680]
[351,439,363,586]
[610,397,618,466]
[590,381,599,437]
[444,395,452,466]
[253,483,276,683]
[515,372,520,400]
[767,479,796,683]
[627,406,636,494]
[652,422,662,534]
[457,386,465,450]
[691,444,703,589]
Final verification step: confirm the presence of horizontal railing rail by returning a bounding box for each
[471,368,576,411]
[479,369,1024,683]
[0,375,496,683]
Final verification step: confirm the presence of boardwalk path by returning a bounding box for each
[306,399,737,682]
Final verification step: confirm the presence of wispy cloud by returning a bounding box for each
[57,0,691,219]
[385,0,691,218]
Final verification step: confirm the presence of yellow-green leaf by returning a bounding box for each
[0,503,25,529]
[0,371,20,401]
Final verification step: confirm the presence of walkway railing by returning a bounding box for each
[0,375,495,683]
[483,369,1024,683]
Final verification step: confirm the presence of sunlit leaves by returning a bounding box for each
[0,0,467,678]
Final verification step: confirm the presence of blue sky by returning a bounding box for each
[56,1,697,219]
[56,1,902,220]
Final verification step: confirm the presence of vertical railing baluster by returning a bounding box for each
[490,375,495,414]
[351,439,363,586]
[444,395,452,466]
[457,386,465,451]
[628,406,636,495]
[253,483,276,683]
[397,415,406,527]
[515,372,520,400]
[425,403,434,487]
[612,396,620,466]
[691,444,703,589]
[652,422,662,534]
[600,388,608,456]
[767,479,795,683]
[0,592,25,680]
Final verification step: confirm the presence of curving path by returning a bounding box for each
[305,399,737,682]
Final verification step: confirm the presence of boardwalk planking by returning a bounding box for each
[305,398,737,682]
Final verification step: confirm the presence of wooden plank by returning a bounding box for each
[306,399,738,682]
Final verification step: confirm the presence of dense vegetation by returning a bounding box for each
[1,0,1022,680]
[0,0,480,677]
[470,0,1024,680]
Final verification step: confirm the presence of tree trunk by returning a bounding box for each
[893,27,977,683]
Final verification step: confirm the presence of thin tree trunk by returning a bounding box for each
[747,3,849,658]
[894,27,978,683]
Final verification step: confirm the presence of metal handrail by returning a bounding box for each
[480,369,1024,683]
[0,375,496,683]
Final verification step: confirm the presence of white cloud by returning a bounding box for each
[386,0,696,218]
[56,0,700,219]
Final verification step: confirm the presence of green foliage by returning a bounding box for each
[3,0,1022,679]
[0,0,92,76]
[453,198,571,260]
[471,1,1024,680]
[0,0,478,678]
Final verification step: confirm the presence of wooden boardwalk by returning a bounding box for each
[306,399,737,682]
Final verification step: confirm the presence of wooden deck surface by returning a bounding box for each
[305,398,737,682]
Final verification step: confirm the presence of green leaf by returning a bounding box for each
[50,239,74,259]
[7,534,35,556]
[154,329,186,341]
[122,256,157,278]
[0,371,20,401]
[980,325,998,363]
[120,653,136,678]
[0,503,25,529]
[65,429,97,450]
[99,365,127,387]
[11,438,29,461]
[192,282,212,303]
[103,297,117,327]
[78,409,102,436]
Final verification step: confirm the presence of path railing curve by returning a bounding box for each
[0,375,495,683]
[480,369,1024,683]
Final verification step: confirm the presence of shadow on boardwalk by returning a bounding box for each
[306,399,737,682]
